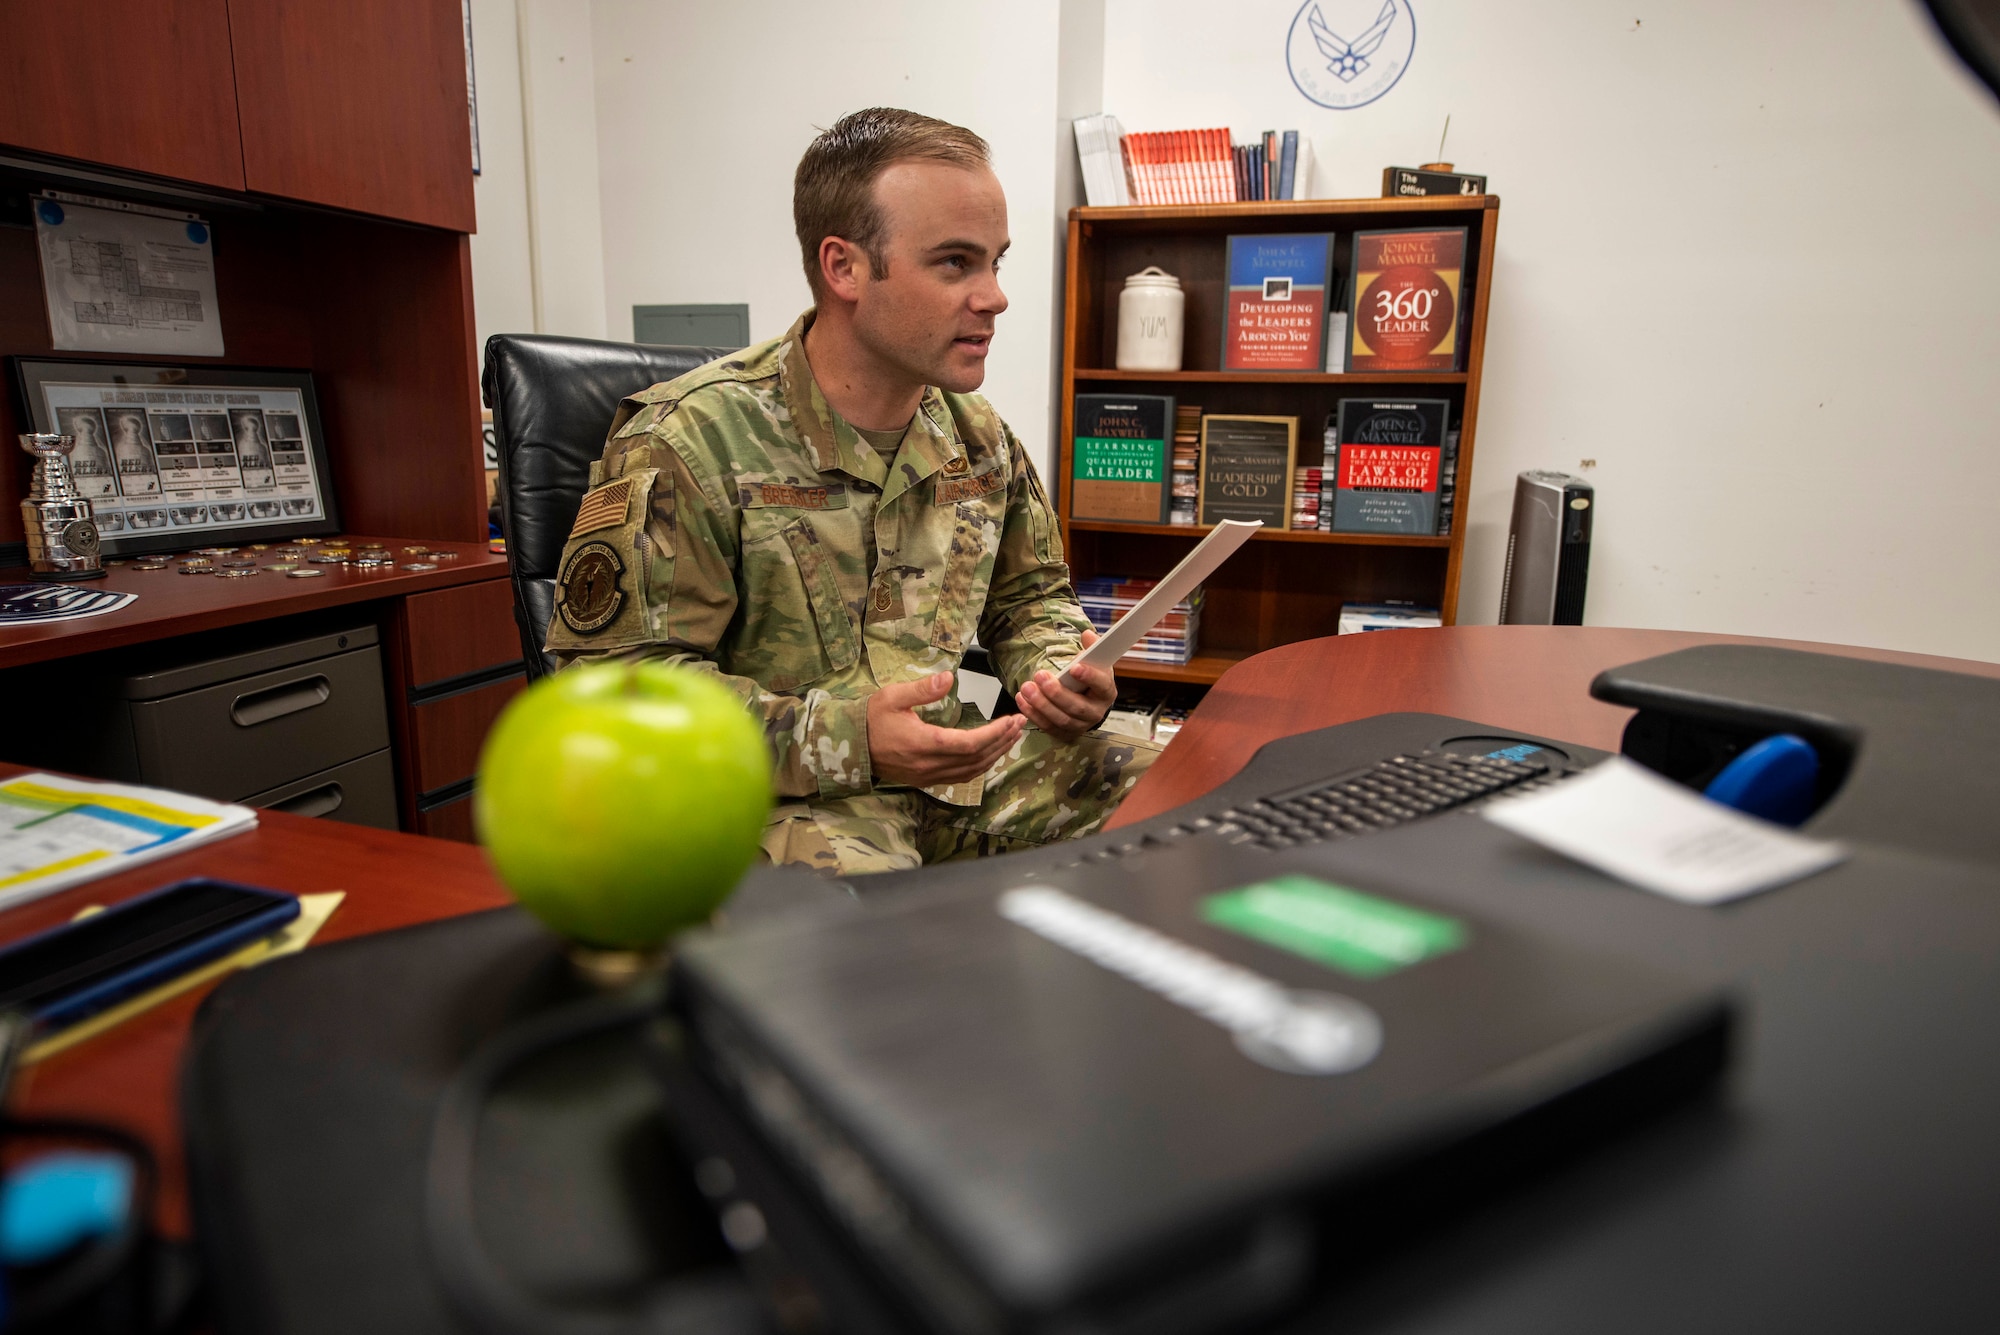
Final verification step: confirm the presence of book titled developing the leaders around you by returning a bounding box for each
[1332,398,1451,535]
[1222,233,1336,372]
[1347,227,1468,373]
[1071,394,1175,524]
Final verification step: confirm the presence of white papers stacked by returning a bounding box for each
[1072,114,1132,207]
[0,772,259,913]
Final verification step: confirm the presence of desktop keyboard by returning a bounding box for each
[858,714,1610,895]
[1062,749,1565,868]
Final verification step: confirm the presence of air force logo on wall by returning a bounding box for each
[1287,0,1417,110]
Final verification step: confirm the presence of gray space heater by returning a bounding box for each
[1498,470,1593,625]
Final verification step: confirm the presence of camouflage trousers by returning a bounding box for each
[759,723,1162,875]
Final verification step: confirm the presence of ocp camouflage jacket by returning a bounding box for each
[546,309,1090,802]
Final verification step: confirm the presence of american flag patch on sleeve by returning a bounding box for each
[569,478,633,538]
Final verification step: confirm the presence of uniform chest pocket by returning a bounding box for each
[930,500,1002,656]
[735,516,860,692]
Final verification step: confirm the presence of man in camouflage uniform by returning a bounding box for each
[547,108,1160,875]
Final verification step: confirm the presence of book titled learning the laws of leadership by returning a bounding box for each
[1221,233,1335,372]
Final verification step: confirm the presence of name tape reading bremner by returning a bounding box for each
[998,887,1381,1075]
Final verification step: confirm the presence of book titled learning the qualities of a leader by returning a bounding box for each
[1071,394,1175,524]
[1222,233,1335,371]
[1332,398,1450,535]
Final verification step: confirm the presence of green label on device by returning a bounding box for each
[1201,874,1467,978]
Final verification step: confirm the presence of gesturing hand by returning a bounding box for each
[1016,630,1116,744]
[868,672,1026,788]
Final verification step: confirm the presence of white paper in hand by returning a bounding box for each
[1058,520,1262,691]
[1482,756,1848,905]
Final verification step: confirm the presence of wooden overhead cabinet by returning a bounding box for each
[0,0,474,231]
[226,0,476,231]
[0,0,247,190]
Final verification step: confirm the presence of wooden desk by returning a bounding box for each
[1112,625,2000,827]
[0,538,507,670]
[1,538,524,839]
[11,626,1997,1242]
[0,774,513,1237]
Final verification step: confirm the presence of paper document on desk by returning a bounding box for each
[1482,756,1847,905]
[1059,520,1261,690]
[0,773,257,913]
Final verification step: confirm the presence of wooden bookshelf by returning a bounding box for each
[1059,196,1500,684]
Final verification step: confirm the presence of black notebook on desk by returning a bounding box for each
[667,836,1732,1335]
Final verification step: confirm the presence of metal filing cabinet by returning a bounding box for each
[29,623,400,830]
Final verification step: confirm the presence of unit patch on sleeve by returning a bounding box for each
[556,541,626,633]
[568,478,634,538]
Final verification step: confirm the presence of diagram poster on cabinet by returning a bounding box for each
[33,193,224,357]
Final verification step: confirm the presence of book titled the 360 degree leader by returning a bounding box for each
[1222,233,1335,372]
[1347,227,1468,373]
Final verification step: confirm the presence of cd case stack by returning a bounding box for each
[1292,463,1323,531]
[1076,576,1203,665]
[1170,405,1201,525]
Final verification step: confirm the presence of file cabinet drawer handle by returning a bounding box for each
[231,675,332,728]
[271,782,345,819]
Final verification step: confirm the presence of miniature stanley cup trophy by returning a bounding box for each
[18,433,106,580]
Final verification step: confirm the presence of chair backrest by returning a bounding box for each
[482,334,736,678]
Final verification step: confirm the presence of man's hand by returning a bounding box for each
[869,672,1026,787]
[1016,630,1117,743]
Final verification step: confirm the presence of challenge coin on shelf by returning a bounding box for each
[400,562,439,571]
[288,569,326,579]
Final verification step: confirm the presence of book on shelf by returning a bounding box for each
[1114,128,1237,205]
[1222,233,1335,372]
[1073,113,1132,206]
[1169,403,1201,526]
[1337,601,1442,634]
[1331,399,1450,535]
[1198,414,1296,529]
[1071,394,1174,524]
[1347,227,1468,372]
[1382,166,1487,197]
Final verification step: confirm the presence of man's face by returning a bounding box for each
[849,161,1010,394]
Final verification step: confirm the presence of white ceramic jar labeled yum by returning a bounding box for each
[1115,266,1185,371]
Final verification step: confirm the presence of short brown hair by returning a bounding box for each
[794,108,990,297]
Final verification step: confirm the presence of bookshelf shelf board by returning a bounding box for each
[1073,369,1468,386]
[1113,650,1252,686]
[1073,197,1497,226]
[1066,520,1451,548]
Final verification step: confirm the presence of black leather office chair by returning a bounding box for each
[482,334,735,679]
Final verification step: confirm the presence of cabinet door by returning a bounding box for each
[227,0,475,232]
[0,0,245,189]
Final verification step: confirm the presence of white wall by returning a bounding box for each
[587,0,1068,475]
[471,0,2000,662]
[467,0,535,354]
[1103,0,2000,661]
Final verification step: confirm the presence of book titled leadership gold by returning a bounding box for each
[1347,227,1468,373]
[1198,415,1296,530]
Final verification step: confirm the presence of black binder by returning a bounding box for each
[668,836,1731,1334]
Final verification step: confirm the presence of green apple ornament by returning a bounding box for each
[475,661,772,950]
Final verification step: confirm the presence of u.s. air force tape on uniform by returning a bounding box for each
[557,541,625,634]
[997,887,1383,1075]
